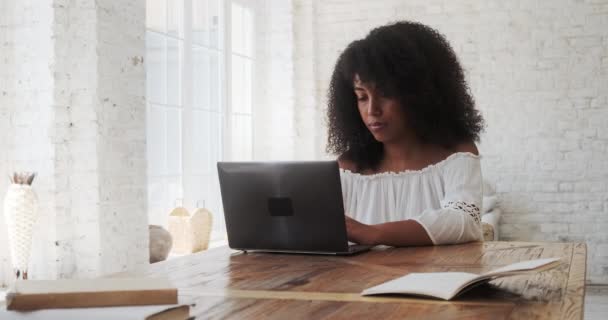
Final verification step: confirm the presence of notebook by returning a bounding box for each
[361,257,562,300]
[5,277,178,311]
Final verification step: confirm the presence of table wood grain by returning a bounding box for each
[125,241,586,320]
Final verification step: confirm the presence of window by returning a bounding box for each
[229,1,254,160]
[146,0,254,243]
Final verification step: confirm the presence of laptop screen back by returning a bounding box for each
[217,161,349,253]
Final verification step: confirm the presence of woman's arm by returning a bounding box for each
[346,216,433,246]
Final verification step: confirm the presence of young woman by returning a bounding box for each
[327,21,485,247]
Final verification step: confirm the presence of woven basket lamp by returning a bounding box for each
[3,172,38,280]
[167,201,213,254]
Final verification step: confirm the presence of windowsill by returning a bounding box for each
[208,239,229,249]
[166,239,228,260]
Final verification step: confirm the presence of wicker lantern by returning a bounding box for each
[167,202,212,254]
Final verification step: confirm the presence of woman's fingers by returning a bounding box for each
[345,216,364,243]
[344,216,379,245]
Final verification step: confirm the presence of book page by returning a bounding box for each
[362,272,480,300]
[13,278,175,294]
[482,258,562,278]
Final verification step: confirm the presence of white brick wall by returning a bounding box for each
[255,0,608,284]
[52,0,104,280]
[292,0,320,160]
[0,0,148,286]
[0,0,57,287]
[95,0,148,276]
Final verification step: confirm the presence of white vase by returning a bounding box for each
[3,183,39,279]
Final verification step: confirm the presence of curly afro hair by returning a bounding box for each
[326,21,484,171]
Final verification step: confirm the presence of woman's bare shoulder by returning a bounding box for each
[427,142,479,166]
[337,153,358,172]
[453,141,479,156]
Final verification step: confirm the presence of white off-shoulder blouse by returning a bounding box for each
[340,152,483,245]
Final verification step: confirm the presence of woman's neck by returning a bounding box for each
[379,137,448,172]
[383,140,423,162]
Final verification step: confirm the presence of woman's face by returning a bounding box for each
[354,75,408,143]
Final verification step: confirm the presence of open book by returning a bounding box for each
[361,257,562,300]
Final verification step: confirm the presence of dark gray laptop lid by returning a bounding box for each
[217,161,350,253]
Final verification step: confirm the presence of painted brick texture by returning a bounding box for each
[0,0,148,286]
[269,0,608,283]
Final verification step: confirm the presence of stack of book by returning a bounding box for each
[1,277,190,320]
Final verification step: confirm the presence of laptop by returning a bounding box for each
[217,161,372,255]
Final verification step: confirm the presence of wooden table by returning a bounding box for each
[136,241,586,319]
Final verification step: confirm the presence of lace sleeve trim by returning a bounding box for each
[444,201,481,224]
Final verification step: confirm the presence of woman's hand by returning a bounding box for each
[345,216,381,245]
